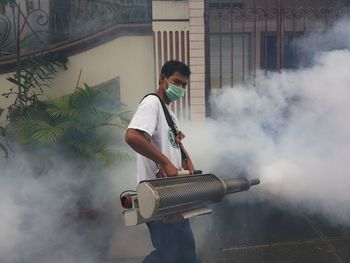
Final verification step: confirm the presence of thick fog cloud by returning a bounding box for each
[2,13,350,263]
[0,145,138,263]
[184,18,350,226]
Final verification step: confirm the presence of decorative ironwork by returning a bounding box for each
[206,0,350,74]
[209,7,277,22]
[0,0,50,59]
[208,5,350,23]
[0,13,11,47]
[0,0,152,63]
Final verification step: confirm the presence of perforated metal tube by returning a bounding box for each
[137,174,260,219]
[155,174,225,208]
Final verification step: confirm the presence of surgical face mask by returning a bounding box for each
[165,80,185,101]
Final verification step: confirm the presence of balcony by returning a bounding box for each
[0,0,152,72]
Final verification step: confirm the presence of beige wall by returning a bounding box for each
[0,35,155,123]
[153,1,189,21]
[189,0,206,120]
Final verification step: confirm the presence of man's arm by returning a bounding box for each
[125,128,178,177]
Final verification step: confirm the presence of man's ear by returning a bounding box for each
[159,74,166,86]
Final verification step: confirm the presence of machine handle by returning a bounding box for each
[177,170,203,176]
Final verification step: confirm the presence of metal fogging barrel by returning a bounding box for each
[137,174,260,219]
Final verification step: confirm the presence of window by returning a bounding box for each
[209,33,251,89]
[261,32,305,71]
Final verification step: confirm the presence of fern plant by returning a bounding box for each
[7,83,131,165]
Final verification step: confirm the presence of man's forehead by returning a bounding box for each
[170,71,188,81]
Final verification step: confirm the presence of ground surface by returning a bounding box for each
[198,201,350,263]
[109,201,350,263]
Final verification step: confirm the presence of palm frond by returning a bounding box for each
[7,118,36,136]
[6,79,129,165]
[9,117,65,145]
[95,148,133,166]
[73,125,94,134]
[88,107,115,122]
[24,103,49,119]
[74,83,103,105]
[70,141,93,157]
[30,122,65,145]
[47,96,76,119]
[114,110,132,128]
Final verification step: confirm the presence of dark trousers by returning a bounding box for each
[142,219,196,263]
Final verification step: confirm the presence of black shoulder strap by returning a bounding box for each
[141,93,178,137]
[141,93,187,161]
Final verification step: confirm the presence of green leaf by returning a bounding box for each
[47,96,76,119]
[8,116,65,145]
[95,149,132,166]
[88,107,114,122]
[70,142,92,157]
[30,122,64,145]
[74,125,94,134]
[6,76,19,85]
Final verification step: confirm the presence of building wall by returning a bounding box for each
[153,1,191,120]
[0,35,155,123]
[189,0,206,120]
[153,0,206,121]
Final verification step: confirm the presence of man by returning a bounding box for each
[125,60,196,263]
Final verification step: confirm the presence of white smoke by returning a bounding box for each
[184,18,350,226]
[0,144,145,263]
[2,14,350,263]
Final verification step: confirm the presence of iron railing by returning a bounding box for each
[204,0,350,117]
[205,0,350,89]
[0,0,152,62]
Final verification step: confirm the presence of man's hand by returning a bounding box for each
[182,158,195,175]
[157,161,178,178]
[175,131,185,144]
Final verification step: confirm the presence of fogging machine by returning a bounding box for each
[120,170,260,226]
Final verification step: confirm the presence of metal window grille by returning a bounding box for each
[204,0,350,116]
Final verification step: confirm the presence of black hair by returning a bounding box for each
[160,60,191,78]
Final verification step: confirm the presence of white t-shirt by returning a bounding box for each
[128,95,182,182]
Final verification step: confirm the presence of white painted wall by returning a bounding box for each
[0,35,155,123]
